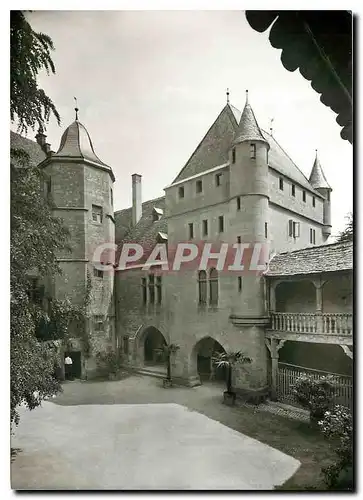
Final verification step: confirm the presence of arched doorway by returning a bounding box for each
[192,337,227,383]
[142,326,167,367]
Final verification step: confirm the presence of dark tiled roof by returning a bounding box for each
[171,103,322,195]
[233,102,268,145]
[172,104,238,183]
[10,131,47,166]
[309,152,331,189]
[115,195,166,251]
[266,241,353,277]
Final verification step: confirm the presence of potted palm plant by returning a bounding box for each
[212,350,252,405]
[156,343,180,388]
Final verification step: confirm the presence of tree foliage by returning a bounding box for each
[337,212,353,243]
[11,11,60,133]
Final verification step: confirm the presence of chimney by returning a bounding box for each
[35,126,46,148]
[132,174,142,226]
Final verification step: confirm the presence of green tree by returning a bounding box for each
[10,11,66,425]
[11,11,60,134]
[337,212,353,243]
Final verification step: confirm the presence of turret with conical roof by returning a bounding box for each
[38,107,116,378]
[229,91,270,320]
[309,150,332,238]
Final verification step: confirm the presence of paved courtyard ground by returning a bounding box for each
[11,374,334,490]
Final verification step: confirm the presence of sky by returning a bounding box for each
[22,10,353,237]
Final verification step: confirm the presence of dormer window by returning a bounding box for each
[178,186,185,199]
[152,207,163,222]
[232,148,236,164]
[196,180,203,193]
[250,143,256,159]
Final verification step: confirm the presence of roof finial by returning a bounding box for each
[74,96,79,121]
[226,88,230,104]
[269,117,274,136]
[245,89,249,104]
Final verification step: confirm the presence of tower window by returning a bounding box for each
[265,222,268,239]
[196,180,203,193]
[218,215,224,233]
[250,143,256,159]
[215,173,222,187]
[188,222,194,239]
[310,228,316,244]
[291,184,296,197]
[178,186,185,199]
[198,270,207,306]
[279,178,284,190]
[236,197,241,211]
[202,219,208,237]
[238,276,242,292]
[312,196,316,207]
[46,177,51,194]
[209,268,219,306]
[237,236,241,243]
[232,148,236,164]
[93,268,103,279]
[92,205,103,223]
[327,191,330,201]
[110,188,113,206]
[302,190,306,202]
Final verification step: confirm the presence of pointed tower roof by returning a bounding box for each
[53,119,106,166]
[309,151,331,189]
[233,90,269,147]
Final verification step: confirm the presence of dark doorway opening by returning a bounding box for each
[65,351,82,379]
[143,327,167,366]
[194,337,226,383]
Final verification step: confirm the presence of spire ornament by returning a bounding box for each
[245,89,249,104]
[226,88,230,104]
[74,96,79,120]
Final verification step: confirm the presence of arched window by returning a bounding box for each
[209,268,219,306]
[198,270,207,305]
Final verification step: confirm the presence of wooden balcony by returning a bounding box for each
[267,312,353,344]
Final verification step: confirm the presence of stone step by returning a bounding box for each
[131,367,166,380]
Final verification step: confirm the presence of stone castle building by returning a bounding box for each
[11,92,353,400]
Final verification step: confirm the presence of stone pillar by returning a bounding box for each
[265,338,285,401]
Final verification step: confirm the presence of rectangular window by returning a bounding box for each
[148,275,155,304]
[93,268,103,279]
[236,197,241,211]
[123,336,129,355]
[92,204,103,223]
[156,276,162,304]
[279,178,284,191]
[110,188,113,205]
[327,191,330,201]
[178,186,185,198]
[94,315,103,332]
[291,184,295,197]
[310,228,316,244]
[237,236,241,243]
[218,215,224,233]
[47,177,51,194]
[250,143,256,159]
[202,219,208,237]
[265,222,268,239]
[238,276,242,292]
[196,180,203,193]
[142,277,147,305]
[288,219,294,237]
[232,148,236,164]
[266,149,269,164]
[312,196,316,207]
[215,173,222,187]
[293,221,300,238]
[302,190,306,202]
[188,222,194,239]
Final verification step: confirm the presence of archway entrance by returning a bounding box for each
[193,337,226,383]
[143,327,167,367]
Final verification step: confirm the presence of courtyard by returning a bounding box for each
[11,374,335,490]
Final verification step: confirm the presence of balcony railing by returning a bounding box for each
[270,312,353,336]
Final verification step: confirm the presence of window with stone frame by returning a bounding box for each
[178,186,185,198]
[310,228,316,244]
[198,270,207,305]
[238,276,242,292]
[209,268,219,306]
[218,215,224,233]
[92,204,103,223]
[196,179,203,194]
[202,219,208,237]
[93,315,104,332]
[110,188,113,206]
[141,277,147,305]
[250,143,256,159]
[236,197,241,211]
[215,173,222,187]
[232,148,236,164]
[156,276,162,304]
[148,274,155,304]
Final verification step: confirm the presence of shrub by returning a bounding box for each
[292,374,337,422]
[319,405,353,490]
[95,348,122,376]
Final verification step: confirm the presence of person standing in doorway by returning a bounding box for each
[64,355,73,380]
